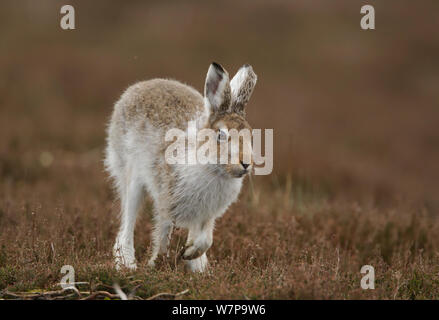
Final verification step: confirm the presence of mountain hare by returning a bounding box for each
[105,62,257,272]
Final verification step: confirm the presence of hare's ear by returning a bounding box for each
[230,64,257,114]
[204,62,231,114]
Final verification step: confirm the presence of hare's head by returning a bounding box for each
[203,62,257,178]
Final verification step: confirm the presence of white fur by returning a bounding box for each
[106,119,243,271]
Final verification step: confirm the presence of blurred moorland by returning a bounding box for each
[1,0,439,299]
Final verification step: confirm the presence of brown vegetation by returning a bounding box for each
[1,0,438,299]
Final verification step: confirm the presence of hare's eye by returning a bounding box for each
[217,129,227,142]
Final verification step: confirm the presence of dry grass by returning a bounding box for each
[1,0,439,299]
[1,158,438,299]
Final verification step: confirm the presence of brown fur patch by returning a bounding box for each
[120,79,204,130]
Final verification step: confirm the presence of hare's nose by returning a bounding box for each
[240,161,250,170]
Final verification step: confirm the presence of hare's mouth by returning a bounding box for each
[233,170,248,178]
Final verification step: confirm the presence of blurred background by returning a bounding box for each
[1,0,438,210]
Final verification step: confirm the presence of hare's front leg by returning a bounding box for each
[185,253,208,273]
[113,171,144,270]
[183,219,215,272]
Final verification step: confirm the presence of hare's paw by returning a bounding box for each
[115,258,137,271]
[181,236,212,260]
[147,258,156,268]
[182,244,204,260]
[185,254,209,273]
[113,243,137,270]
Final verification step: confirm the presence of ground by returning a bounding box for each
[0,0,439,299]
[1,160,438,299]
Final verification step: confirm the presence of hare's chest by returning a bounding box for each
[171,166,243,226]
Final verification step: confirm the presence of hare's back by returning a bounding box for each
[119,79,204,129]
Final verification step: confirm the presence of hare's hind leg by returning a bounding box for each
[113,167,144,270]
[148,214,174,267]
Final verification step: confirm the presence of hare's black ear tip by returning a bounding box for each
[243,63,251,68]
[211,62,224,72]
